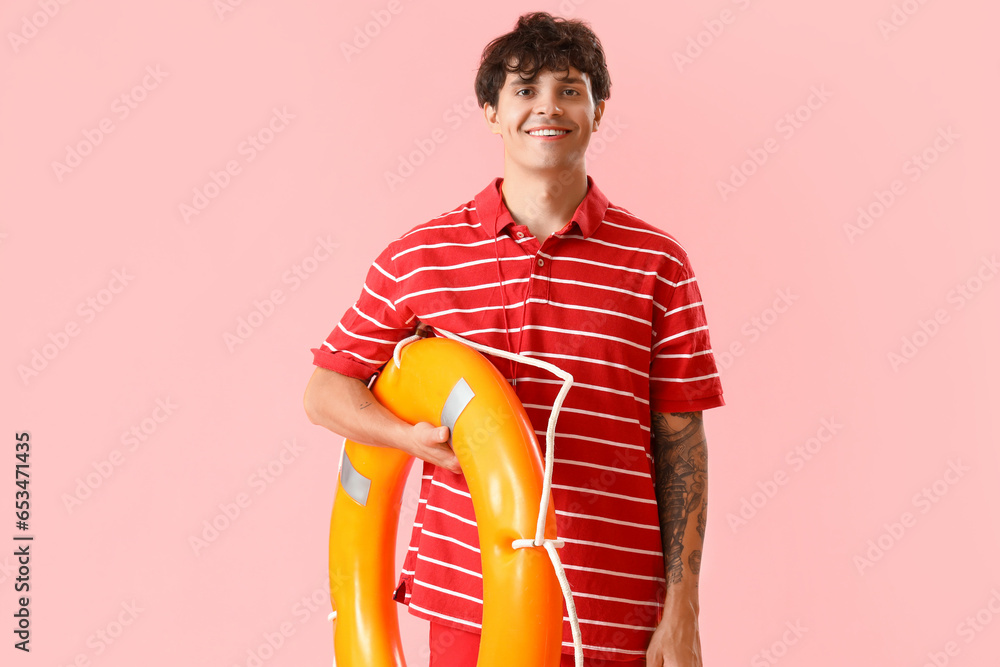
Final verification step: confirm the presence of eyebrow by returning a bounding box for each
[507,76,586,87]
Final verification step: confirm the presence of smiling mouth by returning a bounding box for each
[527,129,570,137]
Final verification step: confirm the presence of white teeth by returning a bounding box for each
[528,129,569,136]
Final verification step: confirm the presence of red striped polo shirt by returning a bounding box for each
[312,176,724,661]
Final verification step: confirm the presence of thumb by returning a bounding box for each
[436,426,450,442]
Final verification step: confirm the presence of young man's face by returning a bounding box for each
[484,65,605,176]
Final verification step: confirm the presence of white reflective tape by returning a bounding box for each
[340,449,371,506]
[440,378,475,434]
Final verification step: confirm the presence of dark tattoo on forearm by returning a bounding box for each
[360,401,372,410]
[651,411,708,585]
[689,549,702,575]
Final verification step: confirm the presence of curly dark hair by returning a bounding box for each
[475,12,611,109]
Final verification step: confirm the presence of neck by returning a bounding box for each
[500,164,589,240]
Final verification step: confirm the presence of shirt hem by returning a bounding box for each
[310,347,380,383]
[650,393,725,413]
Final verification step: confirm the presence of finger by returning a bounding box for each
[439,449,461,475]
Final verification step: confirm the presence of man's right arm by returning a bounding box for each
[303,366,462,474]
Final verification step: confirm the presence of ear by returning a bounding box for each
[484,102,502,135]
[593,99,606,131]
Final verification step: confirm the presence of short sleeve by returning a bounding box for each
[310,242,418,382]
[649,252,725,413]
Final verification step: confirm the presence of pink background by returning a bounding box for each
[2,1,999,665]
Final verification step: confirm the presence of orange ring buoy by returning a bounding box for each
[328,337,563,666]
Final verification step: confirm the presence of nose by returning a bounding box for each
[533,90,562,116]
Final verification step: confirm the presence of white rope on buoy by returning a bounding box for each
[397,329,583,667]
[393,333,423,369]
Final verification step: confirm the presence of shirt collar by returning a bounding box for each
[474,175,609,240]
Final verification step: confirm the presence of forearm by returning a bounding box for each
[304,366,460,473]
[651,411,708,611]
[303,366,411,450]
[663,517,703,616]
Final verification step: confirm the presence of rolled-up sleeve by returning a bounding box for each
[648,252,725,413]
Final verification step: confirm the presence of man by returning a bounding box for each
[304,12,724,667]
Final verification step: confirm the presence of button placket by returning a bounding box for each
[533,238,557,303]
[508,226,539,357]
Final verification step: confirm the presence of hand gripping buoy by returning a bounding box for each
[328,336,566,667]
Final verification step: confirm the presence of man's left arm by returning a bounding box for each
[646,410,708,667]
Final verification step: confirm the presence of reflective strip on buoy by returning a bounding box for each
[340,449,371,507]
[441,378,475,434]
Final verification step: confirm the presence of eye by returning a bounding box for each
[563,89,581,95]
[515,88,533,96]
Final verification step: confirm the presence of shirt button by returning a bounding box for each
[515,231,524,239]
[537,258,545,267]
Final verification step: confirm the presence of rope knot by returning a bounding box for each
[512,538,565,549]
